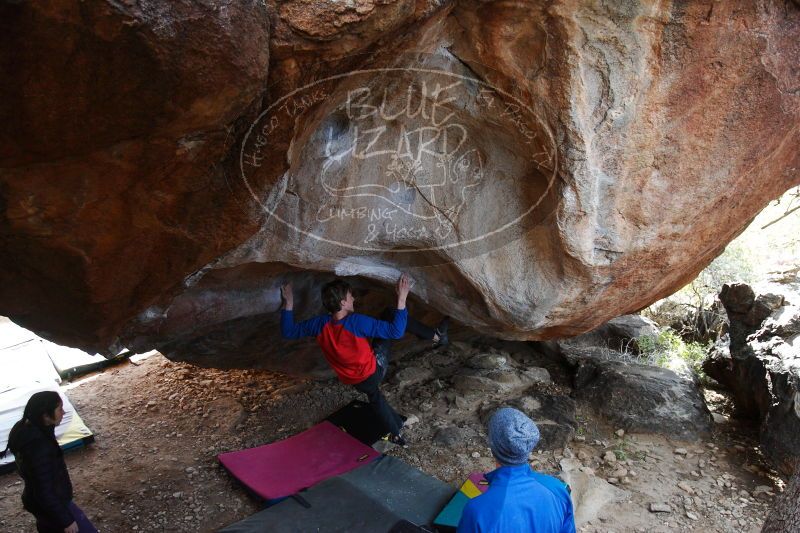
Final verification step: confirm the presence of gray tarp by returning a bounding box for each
[219,456,454,533]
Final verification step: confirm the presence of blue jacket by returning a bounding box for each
[457,465,575,533]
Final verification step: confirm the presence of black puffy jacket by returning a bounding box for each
[13,423,74,528]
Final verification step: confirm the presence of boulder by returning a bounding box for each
[604,316,660,344]
[519,395,577,450]
[571,353,713,440]
[703,283,800,475]
[0,0,272,355]
[560,458,629,527]
[433,425,476,448]
[467,353,509,370]
[479,394,577,451]
[451,358,551,395]
[392,366,434,387]
[557,314,659,353]
[0,1,797,372]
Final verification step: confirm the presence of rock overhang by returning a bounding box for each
[0,1,797,372]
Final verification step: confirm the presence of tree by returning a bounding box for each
[761,186,800,231]
[762,465,800,532]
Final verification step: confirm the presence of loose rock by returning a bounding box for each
[649,503,672,513]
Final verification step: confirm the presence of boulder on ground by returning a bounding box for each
[703,283,800,475]
[571,352,712,440]
[480,394,577,451]
[560,458,629,527]
[392,366,434,388]
[518,394,577,450]
[451,350,551,394]
[433,425,477,448]
[555,314,659,355]
[451,368,549,394]
[467,353,509,370]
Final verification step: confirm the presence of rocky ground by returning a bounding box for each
[0,336,787,533]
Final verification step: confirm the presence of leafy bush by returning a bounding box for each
[636,329,710,376]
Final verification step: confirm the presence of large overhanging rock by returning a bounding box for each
[0,1,798,371]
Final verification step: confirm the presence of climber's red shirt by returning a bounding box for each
[280,309,408,384]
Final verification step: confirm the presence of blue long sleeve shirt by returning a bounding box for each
[280,309,408,384]
[457,464,576,533]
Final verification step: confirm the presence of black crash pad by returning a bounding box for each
[219,455,455,533]
[325,399,389,445]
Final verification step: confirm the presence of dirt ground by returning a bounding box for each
[0,341,786,533]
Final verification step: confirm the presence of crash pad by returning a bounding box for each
[0,317,37,350]
[0,385,93,472]
[433,472,490,530]
[0,339,61,390]
[218,421,380,501]
[219,455,455,532]
[43,339,127,380]
[325,399,388,445]
[388,519,435,532]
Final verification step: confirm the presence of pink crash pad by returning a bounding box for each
[467,472,490,494]
[218,421,380,500]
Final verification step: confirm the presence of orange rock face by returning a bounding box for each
[0,1,798,368]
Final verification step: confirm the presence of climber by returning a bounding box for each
[457,407,576,533]
[279,273,448,446]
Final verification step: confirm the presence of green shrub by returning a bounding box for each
[636,329,710,376]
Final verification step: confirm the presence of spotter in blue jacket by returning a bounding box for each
[457,464,576,533]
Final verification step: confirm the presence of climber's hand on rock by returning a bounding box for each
[280,282,293,310]
[396,273,411,309]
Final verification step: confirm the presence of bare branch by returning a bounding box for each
[761,204,800,230]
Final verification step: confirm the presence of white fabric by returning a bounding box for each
[0,384,86,467]
[0,319,94,468]
[0,317,38,350]
[42,339,106,376]
[0,340,61,390]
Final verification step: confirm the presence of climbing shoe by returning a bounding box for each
[434,317,450,347]
[389,433,408,447]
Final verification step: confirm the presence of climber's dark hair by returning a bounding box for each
[1,391,62,458]
[321,279,351,313]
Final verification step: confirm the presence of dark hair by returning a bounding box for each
[1,391,62,458]
[321,279,351,313]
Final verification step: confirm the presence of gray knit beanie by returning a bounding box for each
[488,407,540,466]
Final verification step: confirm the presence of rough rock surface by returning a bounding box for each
[703,283,800,476]
[381,336,577,450]
[451,352,551,394]
[500,394,577,450]
[560,458,629,527]
[569,347,713,440]
[0,2,798,367]
[555,314,659,353]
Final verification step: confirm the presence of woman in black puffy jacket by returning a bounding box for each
[1,391,96,533]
